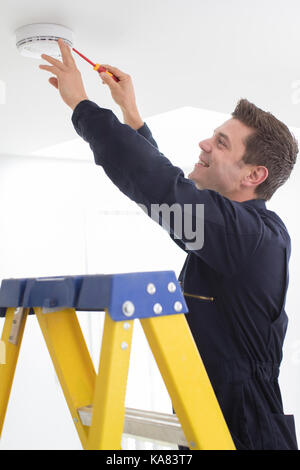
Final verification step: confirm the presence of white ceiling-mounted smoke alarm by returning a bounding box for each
[15,23,74,59]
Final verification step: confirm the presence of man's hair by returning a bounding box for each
[232,98,298,200]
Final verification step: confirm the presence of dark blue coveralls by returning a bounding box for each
[72,100,298,450]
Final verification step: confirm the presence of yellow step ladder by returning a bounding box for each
[0,271,235,450]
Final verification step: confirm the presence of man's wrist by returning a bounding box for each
[70,96,89,111]
[122,108,144,130]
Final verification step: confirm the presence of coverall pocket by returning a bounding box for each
[214,382,253,450]
[268,413,298,449]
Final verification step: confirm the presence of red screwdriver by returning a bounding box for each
[72,47,120,82]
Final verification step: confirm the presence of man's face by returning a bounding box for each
[188,118,255,197]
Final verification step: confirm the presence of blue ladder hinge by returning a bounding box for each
[0,271,188,321]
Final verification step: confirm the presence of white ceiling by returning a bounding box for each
[1,0,300,157]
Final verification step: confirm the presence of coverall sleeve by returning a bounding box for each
[136,122,188,252]
[136,122,159,149]
[72,100,264,277]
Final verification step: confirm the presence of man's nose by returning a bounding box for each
[199,139,212,153]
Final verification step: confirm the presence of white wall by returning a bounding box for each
[267,160,300,426]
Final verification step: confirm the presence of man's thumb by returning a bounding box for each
[49,77,58,89]
[100,72,115,87]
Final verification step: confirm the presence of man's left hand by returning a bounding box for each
[39,38,89,110]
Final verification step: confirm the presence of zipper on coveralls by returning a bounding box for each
[183,293,215,302]
[179,281,214,301]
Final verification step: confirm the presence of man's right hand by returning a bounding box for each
[100,65,144,130]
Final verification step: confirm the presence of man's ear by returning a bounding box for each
[242,166,268,188]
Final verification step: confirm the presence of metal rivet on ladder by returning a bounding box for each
[174,301,183,312]
[153,303,162,315]
[123,322,131,330]
[168,282,176,293]
[121,342,128,350]
[122,301,135,317]
[146,283,156,295]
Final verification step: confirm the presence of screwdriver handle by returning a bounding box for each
[93,64,120,82]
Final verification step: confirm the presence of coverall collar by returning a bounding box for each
[241,198,266,210]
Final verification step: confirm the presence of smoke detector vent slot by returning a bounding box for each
[15,23,74,59]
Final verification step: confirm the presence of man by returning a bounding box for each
[39,39,298,450]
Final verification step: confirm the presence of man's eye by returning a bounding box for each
[217,138,225,146]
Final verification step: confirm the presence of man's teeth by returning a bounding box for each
[199,160,209,167]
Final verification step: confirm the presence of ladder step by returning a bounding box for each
[77,405,188,447]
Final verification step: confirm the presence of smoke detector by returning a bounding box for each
[15,23,74,59]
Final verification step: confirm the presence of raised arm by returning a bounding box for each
[100,63,159,148]
[39,39,266,277]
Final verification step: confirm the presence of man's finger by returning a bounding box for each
[39,64,61,76]
[57,38,76,67]
[49,77,59,89]
[101,64,128,80]
[41,53,66,71]
[100,71,118,88]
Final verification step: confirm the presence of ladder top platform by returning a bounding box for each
[0,271,188,321]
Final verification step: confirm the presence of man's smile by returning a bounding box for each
[196,155,210,168]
